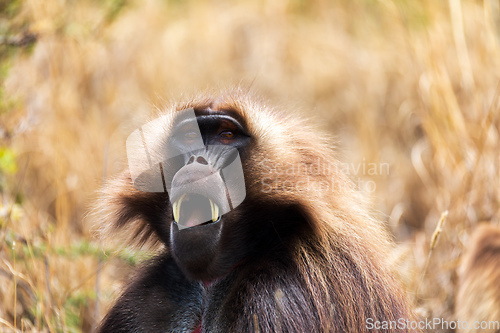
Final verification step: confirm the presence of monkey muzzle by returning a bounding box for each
[170,161,229,228]
[168,147,245,229]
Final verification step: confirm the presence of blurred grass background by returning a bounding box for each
[0,0,499,331]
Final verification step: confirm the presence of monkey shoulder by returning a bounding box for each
[97,254,204,333]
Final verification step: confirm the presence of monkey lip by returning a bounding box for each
[172,193,221,228]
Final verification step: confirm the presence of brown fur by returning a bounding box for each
[456,224,500,333]
[96,89,418,332]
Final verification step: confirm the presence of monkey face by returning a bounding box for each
[126,108,252,280]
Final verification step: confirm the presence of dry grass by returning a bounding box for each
[0,0,499,331]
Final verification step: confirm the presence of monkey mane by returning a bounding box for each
[94,88,417,332]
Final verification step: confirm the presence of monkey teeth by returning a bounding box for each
[172,193,186,224]
[209,199,219,222]
[172,194,220,224]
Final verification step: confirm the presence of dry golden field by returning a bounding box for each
[0,0,499,332]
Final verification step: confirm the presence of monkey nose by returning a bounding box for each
[187,155,209,165]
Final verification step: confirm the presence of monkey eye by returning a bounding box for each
[219,130,235,139]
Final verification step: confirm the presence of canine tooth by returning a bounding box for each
[173,202,179,222]
[173,194,187,223]
[213,203,219,222]
[209,199,219,222]
[209,199,214,220]
[209,199,215,222]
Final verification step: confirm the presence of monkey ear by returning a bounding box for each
[90,170,162,248]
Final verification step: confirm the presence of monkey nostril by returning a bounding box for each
[186,155,208,165]
[196,156,208,165]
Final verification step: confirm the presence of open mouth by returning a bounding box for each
[172,193,221,228]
